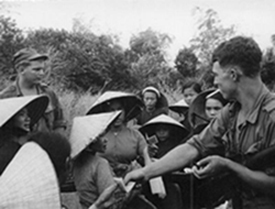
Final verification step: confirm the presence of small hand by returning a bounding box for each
[147,143,159,158]
[192,155,228,179]
[124,168,146,184]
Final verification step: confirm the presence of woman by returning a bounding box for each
[135,86,169,126]
[180,80,202,132]
[0,95,49,175]
[205,89,228,120]
[140,114,189,159]
[139,114,189,209]
[87,91,151,178]
[188,88,227,135]
[71,111,127,209]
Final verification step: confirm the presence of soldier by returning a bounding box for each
[0,48,66,133]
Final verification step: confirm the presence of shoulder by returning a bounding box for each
[38,83,56,95]
[263,93,275,121]
[124,126,145,141]
[37,83,61,104]
[0,82,18,99]
[94,155,110,167]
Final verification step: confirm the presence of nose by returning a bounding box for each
[27,116,31,121]
[210,110,217,116]
[38,68,46,76]
[214,77,219,87]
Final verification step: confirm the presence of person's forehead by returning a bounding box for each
[212,61,230,74]
[205,98,223,106]
[212,61,222,72]
[144,91,157,98]
[156,124,169,130]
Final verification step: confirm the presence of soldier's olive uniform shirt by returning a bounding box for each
[0,80,66,131]
[187,85,275,209]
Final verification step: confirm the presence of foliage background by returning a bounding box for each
[1,4,275,208]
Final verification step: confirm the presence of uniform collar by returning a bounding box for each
[244,85,269,124]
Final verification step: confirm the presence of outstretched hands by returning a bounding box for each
[124,168,146,185]
[192,155,229,179]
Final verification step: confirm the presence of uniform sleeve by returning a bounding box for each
[187,104,230,158]
[45,88,67,130]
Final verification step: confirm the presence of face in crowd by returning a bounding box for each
[11,107,31,132]
[143,91,158,111]
[155,124,170,142]
[205,98,224,120]
[88,134,108,153]
[20,60,47,85]
[108,100,126,127]
[183,87,199,106]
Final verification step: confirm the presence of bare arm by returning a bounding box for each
[125,143,199,183]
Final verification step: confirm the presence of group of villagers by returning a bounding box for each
[68,82,228,209]
[0,65,228,209]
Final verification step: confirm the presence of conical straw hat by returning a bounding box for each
[0,142,61,209]
[169,99,189,114]
[86,91,143,121]
[0,95,49,128]
[70,111,122,158]
[139,114,189,139]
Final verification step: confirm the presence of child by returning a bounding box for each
[71,111,126,209]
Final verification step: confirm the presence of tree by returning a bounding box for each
[127,28,172,89]
[190,7,236,65]
[175,47,198,78]
[0,16,25,78]
[261,34,275,90]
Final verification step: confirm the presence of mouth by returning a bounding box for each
[23,123,30,130]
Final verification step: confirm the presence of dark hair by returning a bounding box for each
[181,79,202,94]
[212,36,262,77]
[28,131,71,183]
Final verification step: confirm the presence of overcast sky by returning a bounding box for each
[4,0,275,62]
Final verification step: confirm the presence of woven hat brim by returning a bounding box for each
[169,99,189,113]
[70,111,121,158]
[0,95,49,128]
[0,142,61,209]
[86,91,142,121]
[139,114,189,139]
[169,106,189,114]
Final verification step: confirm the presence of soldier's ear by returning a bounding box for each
[16,62,29,74]
[230,67,242,82]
